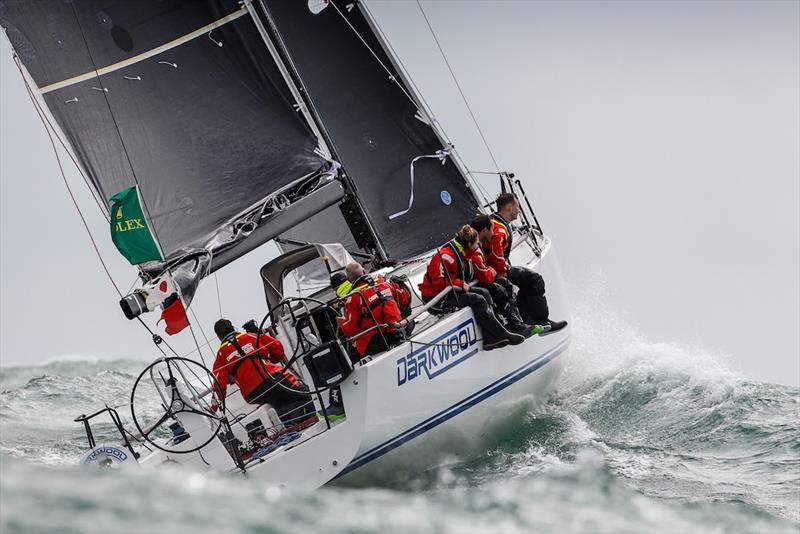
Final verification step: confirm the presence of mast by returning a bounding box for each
[251,0,389,260]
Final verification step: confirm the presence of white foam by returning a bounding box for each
[560,270,741,392]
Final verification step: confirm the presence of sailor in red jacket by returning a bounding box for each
[419,225,524,351]
[211,319,315,424]
[338,261,409,359]
[469,214,537,337]
[486,193,567,332]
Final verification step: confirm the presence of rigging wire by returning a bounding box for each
[9,58,109,220]
[67,3,168,258]
[14,52,187,360]
[328,1,420,112]
[332,1,494,209]
[415,0,502,174]
[188,305,214,368]
[187,322,210,369]
[67,4,215,365]
[359,0,490,209]
[13,54,123,298]
[214,273,223,317]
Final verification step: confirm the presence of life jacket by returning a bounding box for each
[419,240,473,299]
[486,213,513,276]
[388,276,413,317]
[213,332,300,403]
[490,213,513,258]
[339,275,403,356]
[469,246,497,285]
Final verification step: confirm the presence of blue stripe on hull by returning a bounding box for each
[335,336,570,479]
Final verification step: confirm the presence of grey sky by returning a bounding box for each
[1,1,798,386]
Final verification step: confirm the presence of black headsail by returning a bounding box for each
[260,0,481,260]
[1,0,342,270]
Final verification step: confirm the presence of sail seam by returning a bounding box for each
[39,8,248,94]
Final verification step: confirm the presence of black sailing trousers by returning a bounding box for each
[426,286,508,341]
[507,266,549,323]
[245,382,315,425]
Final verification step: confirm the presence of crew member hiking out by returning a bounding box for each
[211,319,316,426]
[337,261,412,360]
[488,193,568,332]
[470,214,543,338]
[419,225,525,350]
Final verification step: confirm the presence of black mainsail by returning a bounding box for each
[1,0,337,265]
[2,0,487,325]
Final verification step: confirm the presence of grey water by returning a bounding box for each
[1,297,798,534]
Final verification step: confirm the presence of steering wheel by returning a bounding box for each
[129,357,225,454]
[257,296,342,353]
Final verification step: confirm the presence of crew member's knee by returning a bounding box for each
[513,267,545,295]
[465,292,489,312]
[471,286,493,306]
[530,273,545,295]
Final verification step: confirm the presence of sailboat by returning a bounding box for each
[2,0,570,488]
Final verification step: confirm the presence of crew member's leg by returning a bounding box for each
[363,329,403,356]
[424,290,523,349]
[274,385,317,426]
[245,377,316,425]
[507,266,549,324]
[459,289,524,348]
[483,277,533,335]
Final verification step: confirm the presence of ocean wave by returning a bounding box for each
[1,451,795,534]
[0,280,797,531]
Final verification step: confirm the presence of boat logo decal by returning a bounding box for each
[440,190,452,205]
[396,319,478,386]
[81,445,131,466]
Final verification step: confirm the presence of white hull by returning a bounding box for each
[133,235,570,489]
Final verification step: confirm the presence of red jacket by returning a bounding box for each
[485,213,513,277]
[419,241,474,298]
[470,247,498,285]
[389,281,412,314]
[212,332,299,404]
[339,276,404,356]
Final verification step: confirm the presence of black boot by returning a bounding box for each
[325,387,346,420]
[483,336,510,351]
[547,319,568,332]
[502,299,536,339]
[503,327,526,346]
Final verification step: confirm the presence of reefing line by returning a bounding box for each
[39,7,247,94]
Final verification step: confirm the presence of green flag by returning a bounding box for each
[109,187,163,264]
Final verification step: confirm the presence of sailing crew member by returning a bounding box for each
[211,319,315,425]
[337,262,411,359]
[470,214,540,338]
[419,225,525,351]
[488,193,567,331]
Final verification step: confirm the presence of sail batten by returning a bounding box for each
[39,8,248,94]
